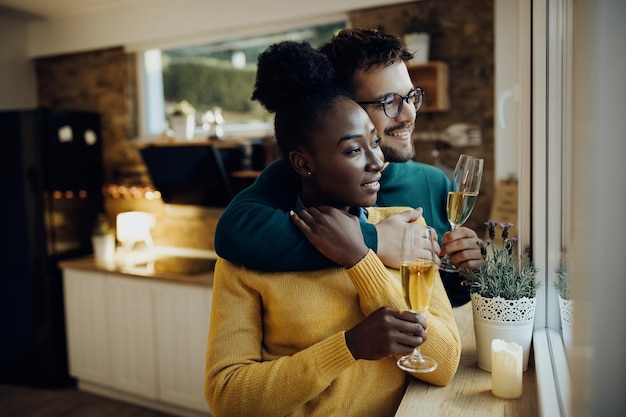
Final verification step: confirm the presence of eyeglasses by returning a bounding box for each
[357,87,425,118]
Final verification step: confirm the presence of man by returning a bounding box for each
[214,29,483,306]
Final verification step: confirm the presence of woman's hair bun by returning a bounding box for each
[251,41,337,113]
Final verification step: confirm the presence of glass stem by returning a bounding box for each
[412,347,426,363]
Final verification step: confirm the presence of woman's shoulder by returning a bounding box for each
[216,256,347,279]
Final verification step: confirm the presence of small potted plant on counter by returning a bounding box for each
[169,100,196,140]
[91,213,116,267]
[461,220,540,372]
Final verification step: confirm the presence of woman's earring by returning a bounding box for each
[307,171,312,176]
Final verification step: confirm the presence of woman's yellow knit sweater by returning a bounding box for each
[205,207,461,417]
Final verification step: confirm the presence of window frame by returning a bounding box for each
[530,0,572,416]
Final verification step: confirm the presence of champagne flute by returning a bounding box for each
[397,224,438,373]
[440,154,484,272]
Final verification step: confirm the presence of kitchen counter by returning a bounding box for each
[394,302,538,416]
[59,246,217,287]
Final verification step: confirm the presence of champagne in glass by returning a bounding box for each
[440,154,483,272]
[401,260,437,313]
[446,190,479,230]
[397,225,438,373]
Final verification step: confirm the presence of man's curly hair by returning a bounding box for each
[319,28,413,94]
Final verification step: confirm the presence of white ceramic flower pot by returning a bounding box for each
[471,293,537,372]
[171,115,195,140]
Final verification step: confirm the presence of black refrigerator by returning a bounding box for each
[0,108,104,387]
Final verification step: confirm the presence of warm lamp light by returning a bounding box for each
[116,211,154,261]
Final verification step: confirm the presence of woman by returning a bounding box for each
[204,41,460,417]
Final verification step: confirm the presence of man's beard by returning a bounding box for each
[381,125,416,162]
[381,144,414,162]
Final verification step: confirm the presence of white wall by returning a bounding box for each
[25,0,414,57]
[0,14,37,110]
[0,0,413,110]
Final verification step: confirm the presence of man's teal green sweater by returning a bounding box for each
[214,158,469,306]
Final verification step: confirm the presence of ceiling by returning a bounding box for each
[0,0,143,20]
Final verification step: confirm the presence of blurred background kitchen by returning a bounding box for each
[0,1,624,417]
[0,0,496,392]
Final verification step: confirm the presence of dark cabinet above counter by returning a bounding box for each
[135,137,278,207]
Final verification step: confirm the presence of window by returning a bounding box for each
[530,1,573,416]
[138,21,345,140]
[495,0,575,415]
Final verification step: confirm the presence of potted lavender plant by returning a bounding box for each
[461,221,540,372]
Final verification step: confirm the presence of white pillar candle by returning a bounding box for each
[491,338,523,399]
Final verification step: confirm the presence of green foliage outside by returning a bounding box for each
[163,59,269,122]
[161,21,345,124]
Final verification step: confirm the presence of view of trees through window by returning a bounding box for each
[161,21,345,127]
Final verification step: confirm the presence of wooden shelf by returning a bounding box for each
[407,61,450,112]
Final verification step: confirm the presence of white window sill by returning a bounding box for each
[533,328,571,417]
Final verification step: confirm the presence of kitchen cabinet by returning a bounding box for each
[407,61,450,112]
[63,269,109,384]
[63,265,212,417]
[106,274,158,399]
[154,281,212,411]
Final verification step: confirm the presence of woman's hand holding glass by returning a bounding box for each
[345,306,427,361]
[397,224,439,373]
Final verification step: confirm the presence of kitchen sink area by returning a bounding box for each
[134,255,216,275]
[117,245,218,278]
[61,244,218,287]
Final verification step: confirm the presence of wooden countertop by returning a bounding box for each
[59,255,215,287]
[394,302,538,417]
